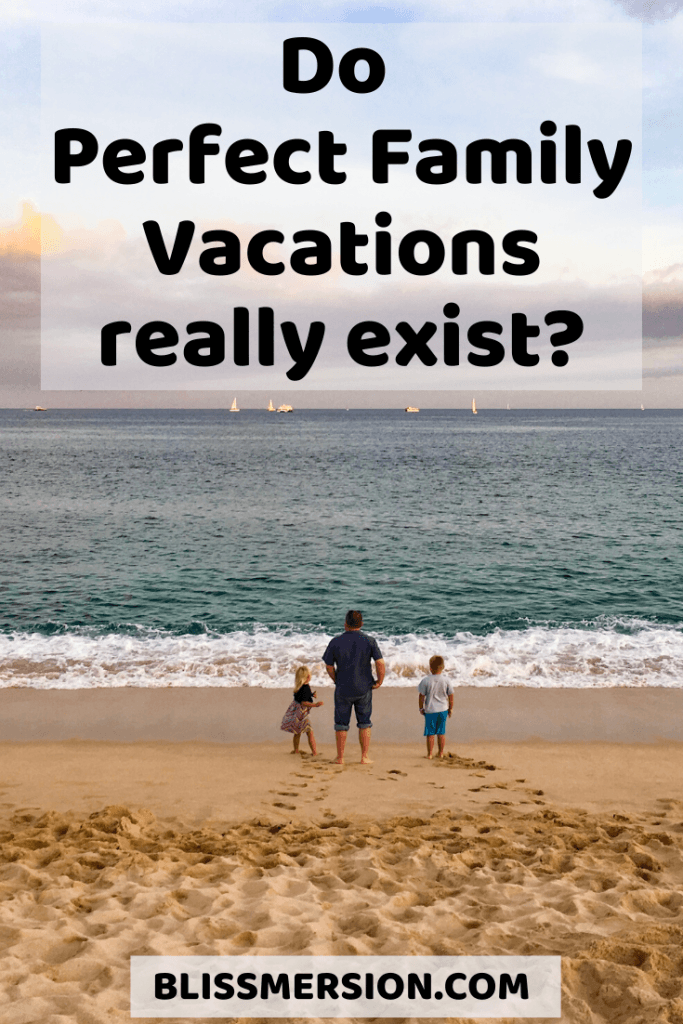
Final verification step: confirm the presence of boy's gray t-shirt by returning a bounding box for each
[418,673,454,713]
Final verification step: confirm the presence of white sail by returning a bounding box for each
[472,398,478,415]
[267,400,275,412]
[230,397,239,412]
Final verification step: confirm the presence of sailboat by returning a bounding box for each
[230,397,239,412]
[472,398,478,415]
[267,399,275,412]
[641,403,645,411]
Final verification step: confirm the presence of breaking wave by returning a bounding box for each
[0,618,682,689]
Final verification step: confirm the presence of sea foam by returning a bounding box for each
[0,619,681,689]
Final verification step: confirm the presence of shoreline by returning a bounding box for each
[1,683,683,742]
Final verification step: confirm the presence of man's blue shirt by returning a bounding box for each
[323,630,383,698]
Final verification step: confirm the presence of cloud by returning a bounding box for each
[0,255,39,388]
[612,0,683,22]
[0,205,40,333]
[643,263,683,339]
[0,201,59,257]
[4,199,681,399]
[0,203,41,388]
[0,200,128,259]
[531,51,612,85]
[0,0,631,24]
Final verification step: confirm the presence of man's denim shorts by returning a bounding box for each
[424,710,448,736]
[334,690,372,731]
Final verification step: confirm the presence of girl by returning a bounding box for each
[280,665,323,755]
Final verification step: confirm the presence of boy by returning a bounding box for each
[418,655,454,759]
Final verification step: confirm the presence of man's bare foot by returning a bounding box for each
[334,758,344,765]
[360,757,373,765]
[426,754,433,760]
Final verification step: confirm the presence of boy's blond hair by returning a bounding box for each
[429,655,445,674]
[294,665,312,692]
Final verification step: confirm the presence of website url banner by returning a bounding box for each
[130,955,561,1017]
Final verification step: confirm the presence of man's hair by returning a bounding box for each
[345,610,363,629]
[429,655,445,673]
[294,665,311,691]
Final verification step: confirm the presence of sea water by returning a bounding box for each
[0,408,681,689]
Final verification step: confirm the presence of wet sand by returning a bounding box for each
[2,683,683,743]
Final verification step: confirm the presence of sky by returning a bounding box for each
[0,0,681,407]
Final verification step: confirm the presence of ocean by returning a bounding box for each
[1,407,681,689]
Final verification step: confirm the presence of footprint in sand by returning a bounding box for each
[272,802,296,810]
[657,799,683,811]
[388,770,407,777]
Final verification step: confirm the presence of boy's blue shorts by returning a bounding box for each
[424,710,448,736]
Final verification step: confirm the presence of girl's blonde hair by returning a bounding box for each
[294,665,311,692]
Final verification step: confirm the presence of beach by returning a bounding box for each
[2,408,683,1021]
[1,687,682,1023]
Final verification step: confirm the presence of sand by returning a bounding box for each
[2,685,683,743]
[0,689,682,1023]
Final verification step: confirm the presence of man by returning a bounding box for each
[322,610,385,765]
